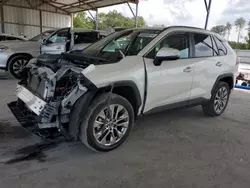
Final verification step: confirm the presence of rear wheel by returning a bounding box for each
[8,55,31,79]
[79,93,134,152]
[202,81,230,116]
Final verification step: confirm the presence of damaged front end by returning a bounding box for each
[8,53,98,138]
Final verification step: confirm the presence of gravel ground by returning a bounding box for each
[0,71,250,188]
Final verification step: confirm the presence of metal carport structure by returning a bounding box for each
[0,0,212,38]
[0,0,139,37]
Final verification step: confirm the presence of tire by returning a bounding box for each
[8,55,31,79]
[77,93,134,152]
[202,81,230,117]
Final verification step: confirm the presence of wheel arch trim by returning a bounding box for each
[211,73,234,94]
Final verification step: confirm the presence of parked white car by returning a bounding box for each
[0,30,55,78]
[0,28,109,78]
[8,26,237,152]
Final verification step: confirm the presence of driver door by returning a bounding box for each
[41,28,70,54]
[143,32,195,113]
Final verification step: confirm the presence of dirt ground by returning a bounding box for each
[0,71,250,188]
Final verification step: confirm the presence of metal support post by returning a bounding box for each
[71,13,74,28]
[95,9,98,30]
[39,10,42,34]
[127,3,139,28]
[0,4,5,33]
[135,3,138,28]
[204,0,212,29]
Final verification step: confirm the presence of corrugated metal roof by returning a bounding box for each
[2,0,138,14]
[52,0,138,13]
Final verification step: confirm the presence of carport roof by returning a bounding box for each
[46,0,138,13]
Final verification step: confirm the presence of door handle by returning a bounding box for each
[216,61,223,67]
[183,66,193,73]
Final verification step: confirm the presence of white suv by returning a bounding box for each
[8,26,237,152]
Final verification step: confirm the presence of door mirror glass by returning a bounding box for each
[154,47,180,66]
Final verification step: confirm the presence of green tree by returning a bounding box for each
[211,25,227,36]
[73,12,94,29]
[98,10,146,28]
[73,10,147,29]
[235,17,246,43]
[245,21,250,49]
[228,41,247,49]
[225,22,232,40]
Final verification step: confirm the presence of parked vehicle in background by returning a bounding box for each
[8,26,237,152]
[0,28,109,79]
[41,28,110,54]
[235,50,250,86]
[0,34,27,42]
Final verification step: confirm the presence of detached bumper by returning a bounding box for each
[8,101,38,132]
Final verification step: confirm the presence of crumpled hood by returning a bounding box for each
[1,41,40,52]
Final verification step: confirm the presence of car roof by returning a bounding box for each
[126,26,226,41]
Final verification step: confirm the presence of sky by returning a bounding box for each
[97,0,250,42]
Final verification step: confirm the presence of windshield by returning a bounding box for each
[82,29,162,61]
[28,30,54,42]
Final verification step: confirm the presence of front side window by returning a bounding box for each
[213,36,227,55]
[47,28,69,43]
[193,34,215,57]
[29,30,54,42]
[146,33,190,59]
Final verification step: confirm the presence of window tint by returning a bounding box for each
[6,36,22,41]
[213,36,227,55]
[48,28,69,43]
[147,33,189,59]
[194,34,215,57]
[74,32,99,44]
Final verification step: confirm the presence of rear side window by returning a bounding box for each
[213,36,227,56]
[193,33,215,57]
[74,32,98,44]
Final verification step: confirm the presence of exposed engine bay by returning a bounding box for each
[8,53,102,137]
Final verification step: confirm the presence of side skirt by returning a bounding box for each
[143,97,209,115]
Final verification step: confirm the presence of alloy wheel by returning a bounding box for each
[213,86,228,114]
[93,104,129,146]
[12,59,28,76]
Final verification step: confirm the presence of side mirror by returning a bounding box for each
[42,39,53,45]
[153,47,180,66]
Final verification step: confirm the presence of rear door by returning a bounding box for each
[189,33,225,100]
[41,28,70,54]
[143,32,195,113]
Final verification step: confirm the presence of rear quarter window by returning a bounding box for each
[213,36,227,56]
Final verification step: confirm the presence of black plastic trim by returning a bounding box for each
[211,73,234,94]
[143,97,208,115]
[112,80,142,109]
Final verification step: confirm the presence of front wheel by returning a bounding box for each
[202,81,230,117]
[79,93,134,152]
[8,55,31,79]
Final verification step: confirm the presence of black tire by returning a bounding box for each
[77,93,134,152]
[8,55,31,79]
[202,81,230,117]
